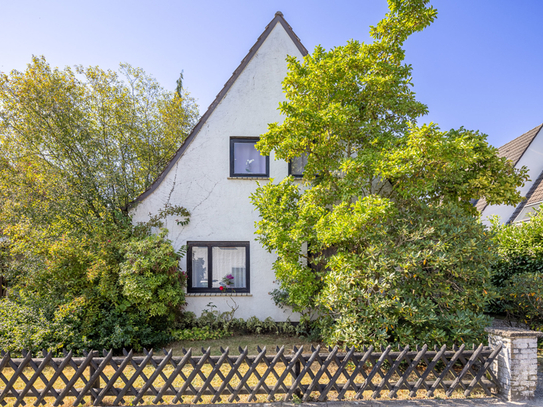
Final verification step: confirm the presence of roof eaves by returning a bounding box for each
[132,12,307,205]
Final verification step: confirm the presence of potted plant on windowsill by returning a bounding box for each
[219,274,235,292]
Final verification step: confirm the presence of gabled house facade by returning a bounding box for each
[478,123,543,224]
[131,13,307,321]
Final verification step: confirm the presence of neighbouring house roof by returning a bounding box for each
[507,169,543,223]
[475,123,543,215]
[133,12,308,205]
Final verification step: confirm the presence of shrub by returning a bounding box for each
[119,229,187,317]
[491,210,543,316]
[0,223,188,353]
[501,273,543,329]
[171,326,232,341]
[0,295,89,355]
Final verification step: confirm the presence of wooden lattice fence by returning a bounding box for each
[0,343,502,406]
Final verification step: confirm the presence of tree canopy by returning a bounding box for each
[0,57,197,351]
[252,0,528,347]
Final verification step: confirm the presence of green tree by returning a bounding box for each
[251,0,528,347]
[0,56,197,351]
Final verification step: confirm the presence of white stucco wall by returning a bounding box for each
[482,127,543,225]
[132,22,304,321]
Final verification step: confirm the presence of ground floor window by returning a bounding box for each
[187,241,250,293]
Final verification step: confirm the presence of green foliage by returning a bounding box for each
[171,327,232,342]
[0,295,89,355]
[490,210,543,317]
[501,273,543,330]
[251,0,526,348]
[0,56,198,352]
[171,303,298,340]
[120,229,187,317]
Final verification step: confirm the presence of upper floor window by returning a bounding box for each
[514,202,541,223]
[289,154,308,178]
[230,138,269,178]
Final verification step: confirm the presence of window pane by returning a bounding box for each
[212,246,246,288]
[233,142,266,175]
[291,154,308,176]
[191,246,208,288]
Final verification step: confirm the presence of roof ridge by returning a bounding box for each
[133,13,308,205]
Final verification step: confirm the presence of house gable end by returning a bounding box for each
[133,12,307,205]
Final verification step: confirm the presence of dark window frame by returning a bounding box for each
[230,137,269,178]
[187,241,250,293]
[288,154,307,178]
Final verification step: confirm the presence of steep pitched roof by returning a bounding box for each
[497,124,542,165]
[476,123,543,214]
[526,174,543,205]
[133,12,308,205]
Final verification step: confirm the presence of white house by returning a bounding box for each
[477,123,543,224]
[131,12,307,321]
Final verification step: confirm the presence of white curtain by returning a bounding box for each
[212,246,247,288]
[233,142,266,175]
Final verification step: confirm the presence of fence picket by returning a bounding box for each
[318,346,355,401]
[337,345,374,400]
[209,347,246,403]
[14,352,52,407]
[447,343,484,397]
[388,344,427,398]
[355,345,391,398]
[172,347,210,404]
[465,343,502,396]
[303,346,337,402]
[373,345,410,399]
[94,349,133,406]
[112,350,154,405]
[428,344,465,397]
[267,345,304,402]
[53,351,94,406]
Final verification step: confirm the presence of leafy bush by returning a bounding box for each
[0,221,188,353]
[119,229,187,317]
[501,273,543,329]
[0,295,89,355]
[490,211,543,315]
[0,57,197,353]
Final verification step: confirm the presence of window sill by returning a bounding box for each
[227,177,269,180]
[186,293,253,297]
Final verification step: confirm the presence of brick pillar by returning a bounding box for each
[486,327,542,401]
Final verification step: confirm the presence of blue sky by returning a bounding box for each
[1,0,542,148]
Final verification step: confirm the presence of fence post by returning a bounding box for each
[486,327,542,401]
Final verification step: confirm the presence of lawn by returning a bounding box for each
[165,333,322,356]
